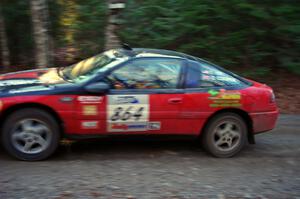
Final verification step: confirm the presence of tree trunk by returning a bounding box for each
[104,22,121,50]
[30,0,49,68]
[0,6,10,69]
[105,0,126,50]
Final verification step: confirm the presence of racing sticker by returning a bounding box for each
[107,95,149,132]
[82,105,98,116]
[9,86,52,94]
[78,96,103,104]
[81,121,99,129]
[148,122,161,130]
[208,89,241,107]
[108,122,149,132]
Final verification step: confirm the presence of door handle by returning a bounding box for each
[168,98,183,104]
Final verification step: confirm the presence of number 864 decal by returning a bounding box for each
[107,95,153,132]
[110,106,145,121]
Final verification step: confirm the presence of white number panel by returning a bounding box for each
[107,95,149,132]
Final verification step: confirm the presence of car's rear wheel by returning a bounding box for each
[202,113,247,158]
[1,108,60,161]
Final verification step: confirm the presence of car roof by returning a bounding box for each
[116,47,203,62]
[113,47,252,86]
[132,48,199,61]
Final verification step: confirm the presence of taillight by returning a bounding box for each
[270,90,275,103]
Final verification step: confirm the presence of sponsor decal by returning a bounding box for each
[109,121,161,131]
[107,95,149,132]
[110,123,128,130]
[114,96,139,104]
[148,122,161,130]
[82,105,98,116]
[203,70,210,74]
[81,121,99,129]
[8,86,52,93]
[208,89,241,107]
[208,89,220,97]
[78,96,103,104]
[0,79,40,87]
[60,96,74,103]
[108,122,148,132]
[203,75,210,80]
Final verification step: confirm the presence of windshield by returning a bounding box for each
[60,50,129,83]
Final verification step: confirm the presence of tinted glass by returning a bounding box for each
[106,58,182,89]
[186,62,244,88]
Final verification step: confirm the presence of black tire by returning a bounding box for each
[1,108,60,161]
[201,113,247,158]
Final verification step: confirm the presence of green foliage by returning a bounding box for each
[51,0,107,60]
[119,0,300,75]
[73,0,107,58]
[240,67,271,78]
[0,0,299,75]
[1,0,34,66]
[1,0,106,66]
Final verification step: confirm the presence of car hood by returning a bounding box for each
[0,68,70,94]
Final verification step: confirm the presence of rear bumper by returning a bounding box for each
[249,110,279,134]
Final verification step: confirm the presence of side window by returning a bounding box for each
[186,62,244,88]
[106,58,182,89]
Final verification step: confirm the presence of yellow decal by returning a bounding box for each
[82,105,98,116]
[208,89,242,107]
[219,93,241,100]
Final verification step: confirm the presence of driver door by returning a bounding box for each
[104,57,185,134]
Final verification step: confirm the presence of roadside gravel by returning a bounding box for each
[0,114,299,199]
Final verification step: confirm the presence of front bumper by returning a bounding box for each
[249,110,279,134]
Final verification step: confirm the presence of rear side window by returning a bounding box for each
[186,61,244,88]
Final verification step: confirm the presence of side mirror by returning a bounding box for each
[84,82,110,94]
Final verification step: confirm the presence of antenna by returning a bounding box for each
[122,43,132,51]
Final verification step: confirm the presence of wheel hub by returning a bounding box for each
[11,119,51,154]
[213,121,241,152]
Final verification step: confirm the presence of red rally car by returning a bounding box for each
[0,48,279,160]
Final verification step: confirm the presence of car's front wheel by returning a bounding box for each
[202,113,247,158]
[2,108,60,161]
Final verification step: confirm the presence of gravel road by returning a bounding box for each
[0,114,299,199]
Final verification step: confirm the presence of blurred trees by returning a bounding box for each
[30,0,51,68]
[0,5,10,68]
[55,0,107,63]
[1,1,34,68]
[119,0,300,74]
[0,0,106,69]
[0,0,299,75]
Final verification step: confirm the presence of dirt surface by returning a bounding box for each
[0,114,299,199]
